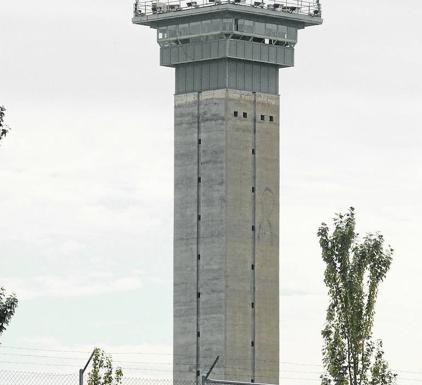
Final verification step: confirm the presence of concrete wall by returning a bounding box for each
[174,89,279,385]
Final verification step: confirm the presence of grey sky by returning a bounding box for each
[1,0,421,383]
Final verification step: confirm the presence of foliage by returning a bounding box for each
[0,287,18,338]
[0,106,11,142]
[87,348,123,385]
[318,208,397,385]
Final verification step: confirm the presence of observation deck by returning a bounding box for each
[132,0,322,93]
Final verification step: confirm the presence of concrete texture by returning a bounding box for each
[174,89,279,384]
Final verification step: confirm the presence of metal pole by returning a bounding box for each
[79,349,97,385]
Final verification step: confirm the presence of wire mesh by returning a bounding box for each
[0,371,199,385]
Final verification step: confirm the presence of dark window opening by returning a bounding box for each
[251,264,255,270]
[198,177,202,183]
[197,371,200,377]
[198,254,201,260]
[260,115,265,121]
[252,186,255,193]
[251,341,255,347]
[197,292,201,298]
[234,111,238,117]
[252,148,255,155]
[198,138,202,144]
[252,225,255,231]
[197,331,200,338]
[243,112,248,118]
[198,215,201,221]
[270,115,274,122]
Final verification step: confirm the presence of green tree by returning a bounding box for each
[0,106,11,142]
[0,287,18,339]
[87,348,123,385]
[318,208,397,385]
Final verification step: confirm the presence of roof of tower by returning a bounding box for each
[133,0,322,28]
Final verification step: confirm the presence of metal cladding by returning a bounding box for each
[132,1,322,384]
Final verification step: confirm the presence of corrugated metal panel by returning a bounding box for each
[237,61,245,90]
[261,45,269,63]
[253,43,260,61]
[285,48,294,66]
[245,42,253,61]
[245,62,253,91]
[268,46,276,64]
[202,61,210,90]
[175,59,279,95]
[218,60,226,89]
[210,60,219,88]
[161,39,294,68]
[228,60,237,89]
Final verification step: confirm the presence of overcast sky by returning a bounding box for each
[1,0,422,383]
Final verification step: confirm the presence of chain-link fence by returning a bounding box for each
[0,370,274,385]
[0,371,201,385]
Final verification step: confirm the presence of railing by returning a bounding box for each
[134,0,321,18]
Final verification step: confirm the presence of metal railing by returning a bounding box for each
[134,0,321,18]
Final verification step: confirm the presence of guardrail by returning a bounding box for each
[134,0,321,18]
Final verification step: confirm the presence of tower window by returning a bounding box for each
[234,111,238,117]
[260,115,265,121]
[270,115,274,122]
[243,112,248,118]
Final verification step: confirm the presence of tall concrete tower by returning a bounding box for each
[133,1,321,383]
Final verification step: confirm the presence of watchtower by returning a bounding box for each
[132,1,322,383]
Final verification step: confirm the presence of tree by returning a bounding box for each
[0,287,18,339]
[318,208,397,385]
[87,348,123,385]
[0,106,11,142]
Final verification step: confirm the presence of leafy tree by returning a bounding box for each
[0,287,18,339]
[0,106,11,142]
[318,208,397,385]
[87,348,123,385]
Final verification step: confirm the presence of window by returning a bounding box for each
[243,112,248,118]
[223,18,233,32]
[243,19,254,34]
[167,25,177,38]
[260,115,265,121]
[178,23,189,36]
[234,111,238,117]
[266,23,277,38]
[254,22,265,35]
[190,22,201,35]
[202,20,211,33]
[269,115,274,122]
[158,27,168,40]
[277,25,287,39]
[210,18,222,32]
[287,27,297,41]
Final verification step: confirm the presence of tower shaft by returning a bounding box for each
[174,89,279,383]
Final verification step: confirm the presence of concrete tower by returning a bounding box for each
[133,1,321,383]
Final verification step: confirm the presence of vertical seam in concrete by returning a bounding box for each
[251,91,257,382]
[196,91,202,384]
